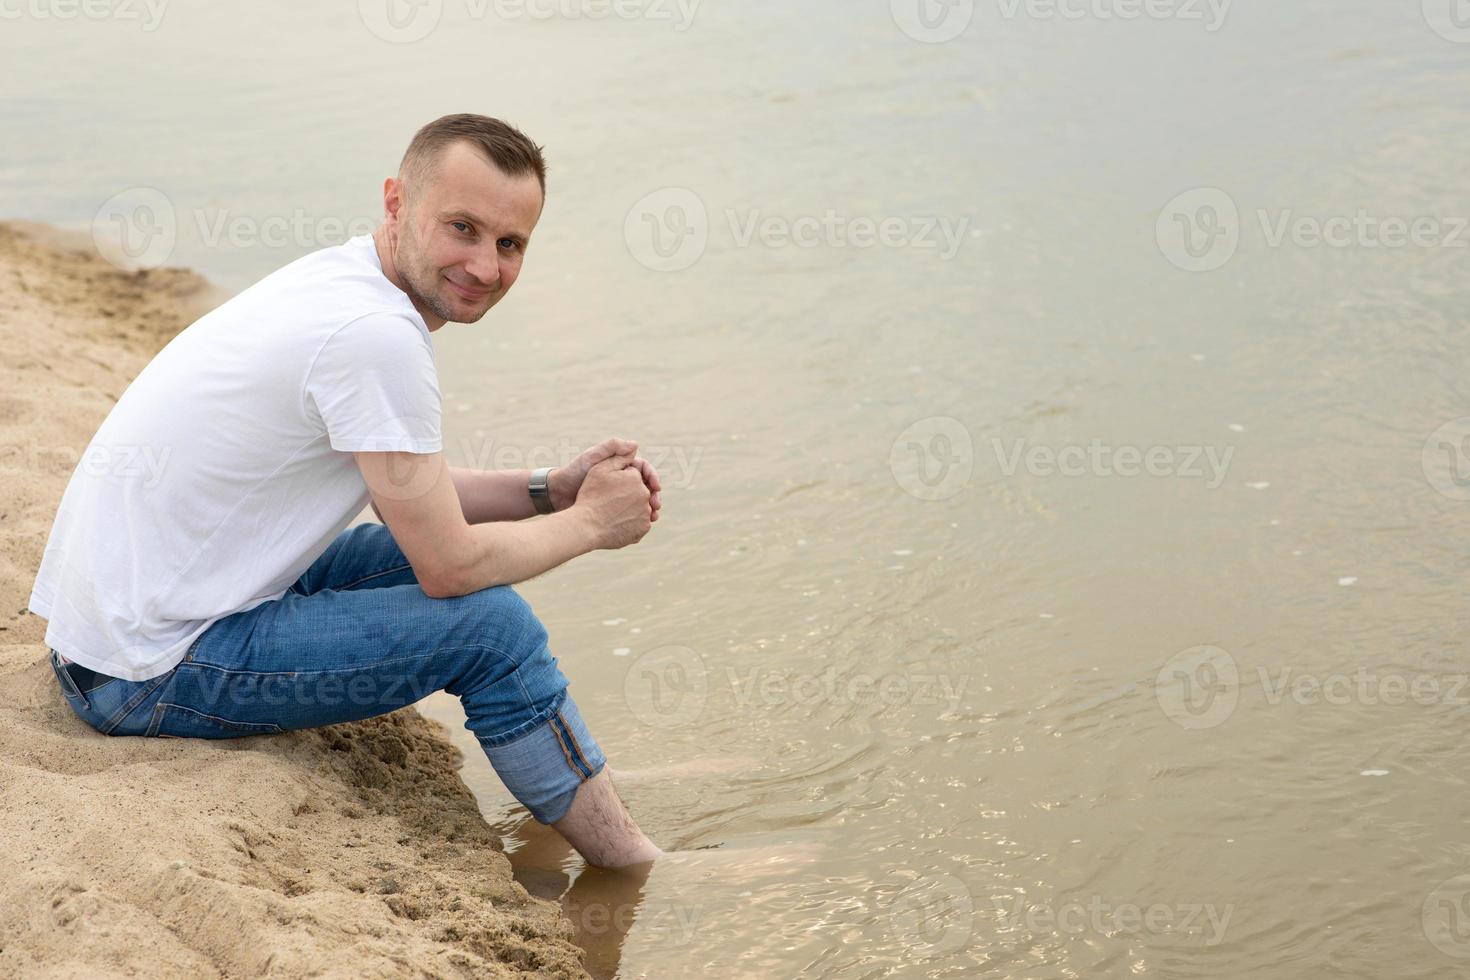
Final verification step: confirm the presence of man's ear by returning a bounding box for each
[382,176,403,223]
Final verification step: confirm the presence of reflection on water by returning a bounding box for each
[484,810,755,980]
[490,813,650,980]
[11,0,1470,975]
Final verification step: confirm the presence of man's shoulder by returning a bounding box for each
[206,236,424,337]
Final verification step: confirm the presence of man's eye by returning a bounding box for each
[498,238,520,251]
[452,221,472,234]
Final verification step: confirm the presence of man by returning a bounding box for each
[29,113,664,868]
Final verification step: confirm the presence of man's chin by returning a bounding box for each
[448,302,493,324]
[430,294,493,324]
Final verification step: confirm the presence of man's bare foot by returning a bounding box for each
[553,769,662,868]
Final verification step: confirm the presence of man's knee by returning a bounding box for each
[441,585,556,684]
[466,584,546,655]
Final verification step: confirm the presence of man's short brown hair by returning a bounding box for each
[399,113,547,199]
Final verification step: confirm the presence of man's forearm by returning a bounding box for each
[440,508,598,595]
[448,466,539,524]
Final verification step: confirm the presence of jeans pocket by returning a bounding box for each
[148,703,284,739]
[50,649,89,710]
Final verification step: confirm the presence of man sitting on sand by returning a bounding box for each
[29,113,665,869]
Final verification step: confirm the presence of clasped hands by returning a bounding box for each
[546,437,663,523]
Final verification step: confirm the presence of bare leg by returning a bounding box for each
[552,769,663,868]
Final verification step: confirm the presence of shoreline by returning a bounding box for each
[0,222,587,978]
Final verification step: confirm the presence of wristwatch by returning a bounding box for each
[528,467,556,514]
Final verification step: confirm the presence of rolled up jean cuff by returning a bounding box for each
[481,694,606,824]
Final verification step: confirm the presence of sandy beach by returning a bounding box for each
[0,222,588,979]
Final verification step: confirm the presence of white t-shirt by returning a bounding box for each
[28,234,442,681]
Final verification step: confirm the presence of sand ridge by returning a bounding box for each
[0,222,588,978]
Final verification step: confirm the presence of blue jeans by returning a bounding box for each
[49,522,605,824]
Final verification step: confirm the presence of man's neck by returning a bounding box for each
[371,225,445,333]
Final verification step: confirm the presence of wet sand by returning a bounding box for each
[0,222,588,978]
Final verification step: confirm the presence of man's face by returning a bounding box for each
[387,141,543,326]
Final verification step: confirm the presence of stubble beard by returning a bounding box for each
[395,225,463,324]
[394,210,499,324]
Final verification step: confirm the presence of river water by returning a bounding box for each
[7,1,1470,976]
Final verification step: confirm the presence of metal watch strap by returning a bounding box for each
[528,466,556,514]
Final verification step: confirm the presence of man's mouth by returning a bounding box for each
[445,276,490,302]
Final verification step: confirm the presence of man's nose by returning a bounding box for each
[464,246,501,289]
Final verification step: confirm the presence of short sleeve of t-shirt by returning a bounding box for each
[304,314,442,454]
